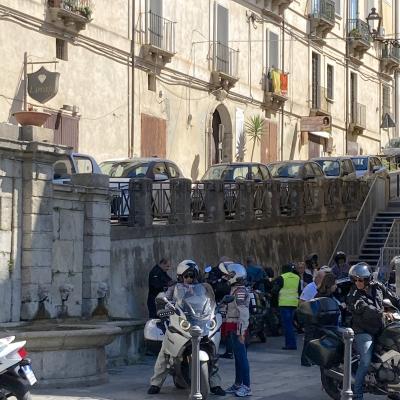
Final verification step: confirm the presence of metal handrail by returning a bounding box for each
[328,176,387,265]
[377,219,400,279]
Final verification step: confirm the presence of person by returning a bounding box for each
[305,253,319,276]
[272,263,301,350]
[296,261,313,291]
[218,263,252,397]
[299,266,331,303]
[245,256,266,292]
[346,262,400,400]
[147,260,226,396]
[147,258,173,318]
[331,251,350,279]
[316,273,337,298]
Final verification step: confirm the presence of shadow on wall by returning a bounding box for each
[8,65,25,124]
[290,124,298,160]
[191,154,200,182]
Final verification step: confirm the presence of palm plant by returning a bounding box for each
[245,115,264,162]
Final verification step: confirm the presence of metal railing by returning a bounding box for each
[351,102,367,129]
[328,176,388,265]
[145,12,176,54]
[191,183,206,220]
[347,19,371,44]
[48,0,93,17]
[382,41,400,62]
[311,85,331,113]
[213,42,239,78]
[377,219,400,281]
[311,0,335,24]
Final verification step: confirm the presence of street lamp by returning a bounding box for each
[366,7,382,40]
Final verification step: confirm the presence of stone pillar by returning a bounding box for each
[169,178,192,224]
[20,148,56,320]
[128,178,153,227]
[204,180,225,223]
[288,180,304,217]
[72,174,112,318]
[235,181,255,222]
[270,180,281,218]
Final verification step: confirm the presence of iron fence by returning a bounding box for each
[311,0,335,23]
[213,42,239,78]
[145,12,176,54]
[347,19,371,44]
[224,183,239,218]
[191,183,206,220]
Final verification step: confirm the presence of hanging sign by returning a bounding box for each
[300,116,331,132]
[28,66,60,103]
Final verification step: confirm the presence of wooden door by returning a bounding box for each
[141,114,166,158]
[43,111,79,151]
[260,120,278,163]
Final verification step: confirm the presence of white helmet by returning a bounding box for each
[176,260,199,278]
[219,263,246,285]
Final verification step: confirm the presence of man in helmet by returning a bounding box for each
[305,253,319,276]
[347,262,400,400]
[148,260,226,397]
[219,263,252,397]
[331,251,350,279]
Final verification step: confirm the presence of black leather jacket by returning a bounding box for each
[346,281,400,335]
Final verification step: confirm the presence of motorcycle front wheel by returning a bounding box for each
[320,367,342,400]
[0,373,31,400]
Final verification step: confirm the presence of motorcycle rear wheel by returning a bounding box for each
[0,373,31,400]
[320,367,342,400]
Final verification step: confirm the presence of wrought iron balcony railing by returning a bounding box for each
[311,0,335,24]
[144,12,176,55]
[48,0,93,19]
[347,19,371,45]
[213,42,239,78]
[382,42,400,63]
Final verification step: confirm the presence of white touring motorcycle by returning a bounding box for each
[144,283,230,399]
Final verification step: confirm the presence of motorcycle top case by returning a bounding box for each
[297,297,340,327]
[305,334,343,368]
[377,321,400,351]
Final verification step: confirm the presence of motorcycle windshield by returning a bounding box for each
[174,283,215,320]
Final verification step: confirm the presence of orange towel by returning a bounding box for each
[280,73,288,96]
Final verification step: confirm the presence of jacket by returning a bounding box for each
[148,265,172,299]
[274,272,300,307]
[346,281,400,335]
[226,285,250,335]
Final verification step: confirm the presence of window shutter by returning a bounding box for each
[269,32,279,69]
[333,0,341,14]
[383,86,391,115]
[327,64,334,100]
[216,4,229,46]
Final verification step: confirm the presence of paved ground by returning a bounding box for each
[31,336,377,400]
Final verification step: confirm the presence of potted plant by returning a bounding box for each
[80,5,92,19]
[349,28,362,39]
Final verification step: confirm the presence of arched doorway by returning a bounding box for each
[209,104,232,166]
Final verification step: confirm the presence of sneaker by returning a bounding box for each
[220,352,234,359]
[210,386,226,396]
[147,385,161,394]
[235,385,252,397]
[225,384,241,394]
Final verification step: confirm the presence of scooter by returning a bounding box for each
[144,283,232,399]
[0,336,36,400]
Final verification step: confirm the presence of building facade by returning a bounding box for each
[0,0,397,179]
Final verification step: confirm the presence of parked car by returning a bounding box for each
[350,155,388,179]
[200,162,272,182]
[267,160,325,182]
[312,157,357,180]
[53,152,102,184]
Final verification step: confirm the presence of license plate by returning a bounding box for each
[21,365,37,386]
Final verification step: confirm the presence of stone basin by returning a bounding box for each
[0,321,122,388]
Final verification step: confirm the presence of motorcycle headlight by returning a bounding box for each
[179,318,191,331]
[207,319,217,330]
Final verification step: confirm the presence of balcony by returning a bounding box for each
[309,0,335,39]
[349,102,366,134]
[347,19,371,58]
[381,41,400,75]
[210,42,239,91]
[310,86,331,116]
[262,69,288,111]
[262,0,294,20]
[143,12,176,64]
[47,0,93,31]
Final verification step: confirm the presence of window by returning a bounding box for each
[75,156,94,173]
[327,64,334,100]
[304,163,315,178]
[148,73,156,92]
[259,165,271,180]
[251,166,263,180]
[54,158,74,180]
[152,163,168,181]
[350,72,358,120]
[365,0,374,20]
[167,163,180,178]
[266,31,279,70]
[333,0,341,15]
[312,52,321,108]
[383,85,391,116]
[56,39,68,61]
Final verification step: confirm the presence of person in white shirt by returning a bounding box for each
[299,267,329,302]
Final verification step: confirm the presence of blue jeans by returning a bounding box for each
[230,332,250,387]
[279,307,297,349]
[354,333,374,400]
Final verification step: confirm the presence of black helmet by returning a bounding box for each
[335,251,347,263]
[349,262,372,283]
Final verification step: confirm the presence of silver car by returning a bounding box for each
[312,157,357,180]
[350,156,388,179]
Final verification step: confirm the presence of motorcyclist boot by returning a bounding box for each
[147,385,161,394]
[220,352,233,359]
[211,386,226,396]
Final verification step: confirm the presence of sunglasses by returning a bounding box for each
[183,273,195,279]
[354,278,365,283]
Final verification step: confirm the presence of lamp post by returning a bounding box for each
[366,7,382,40]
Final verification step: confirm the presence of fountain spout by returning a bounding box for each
[57,284,74,319]
[91,282,109,319]
[33,286,51,320]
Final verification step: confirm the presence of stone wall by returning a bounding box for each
[109,215,350,319]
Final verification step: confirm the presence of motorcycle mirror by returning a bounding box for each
[204,266,212,273]
[222,295,235,304]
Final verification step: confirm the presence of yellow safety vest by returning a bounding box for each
[279,272,300,307]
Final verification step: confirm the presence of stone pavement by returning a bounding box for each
[32,336,376,400]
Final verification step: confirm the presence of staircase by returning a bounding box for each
[358,201,400,268]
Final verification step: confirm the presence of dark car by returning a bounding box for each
[200,162,271,182]
[312,157,357,180]
[267,161,325,181]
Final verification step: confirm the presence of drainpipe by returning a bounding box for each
[396,0,400,137]
[130,0,136,157]
[281,17,285,161]
[345,1,349,154]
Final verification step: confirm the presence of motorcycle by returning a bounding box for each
[0,336,36,400]
[297,296,400,400]
[144,283,232,399]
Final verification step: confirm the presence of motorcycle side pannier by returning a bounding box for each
[305,335,343,368]
[297,297,340,327]
[377,322,400,351]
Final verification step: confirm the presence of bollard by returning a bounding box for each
[397,174,399,198]
[341,327,354,400]
[189,326,203,400]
